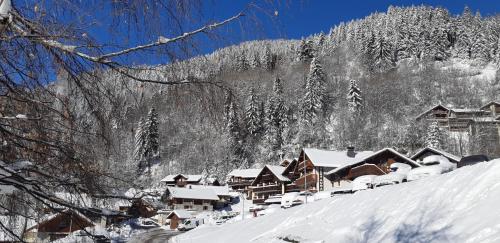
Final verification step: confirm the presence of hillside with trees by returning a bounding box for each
[49,5,500,184]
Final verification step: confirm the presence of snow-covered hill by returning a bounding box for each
[172,160,500,243]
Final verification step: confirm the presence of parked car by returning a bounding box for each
[281,192,302,208]
[458,155,489,168]
[407,155,456,181]
[352,175,378,191]
[373,163,412,187]
[178,218,203,231]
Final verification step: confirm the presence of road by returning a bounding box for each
[128,228,182,243]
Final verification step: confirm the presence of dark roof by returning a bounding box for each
[415,104,450,119]
[480,101,500,110]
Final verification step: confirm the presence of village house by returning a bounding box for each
[190,185,233,208]
[250,165,299,204]
[163,186,220,211]
[227,168,261,199]
[326,148,421,183]
[23,209,94,243]
[288,147,374,193]
[166,210,193,230]
[160,174,203,187]
[411,147,461,163]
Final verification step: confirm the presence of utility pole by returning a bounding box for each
[241,192,245,220]
[304,158,308,204]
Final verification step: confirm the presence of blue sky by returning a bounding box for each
[88,1,500,65]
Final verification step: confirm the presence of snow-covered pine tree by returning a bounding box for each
[301,57,326,125]
[367,32,395,72]
[426,121,442,149]
[263,45,275,71]
[265,77,287,158]
[297,38,315,61]
[134,118,146,168]
[347,79,363,113]
[144,108,159,161]
[236,50,249,71]
[245,88,261,135]
[223,91,232,127]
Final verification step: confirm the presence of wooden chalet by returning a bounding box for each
[128,199,157,218]
[23,209,94,242]
[160,174,202,187]
[163,186,220,211]
[327,148,420,182]
[227,168,261,199]
[166,210,192,230]
[288,148,374,193]
[416,102,500,133]
[411,147,461,163]
[250,165,298,204]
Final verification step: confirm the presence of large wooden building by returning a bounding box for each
[326,148,420,183]
[287,148,374,193]
[416,102,500,133]
[250,165,299,204]
[227,168,261,199]
[163,186,220,211]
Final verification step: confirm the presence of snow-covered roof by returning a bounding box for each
[326,148,419,176]
[480,101,500,110]
[166,186,219,201]
[411,147,461,163]
[415,104,449,119]
[161,174,202,182]
[450,108,483,113]
[264,197,282,204]
[265,165,290,182]
[365,148,420,167]
[190,185,230,197]
[303,148,373,168]
[228,168,261,178]
[167,210,192,219]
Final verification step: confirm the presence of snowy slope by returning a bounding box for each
[172,160,500,243]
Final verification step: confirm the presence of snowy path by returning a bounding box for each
[172,160,500,243]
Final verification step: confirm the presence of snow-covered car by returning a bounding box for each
[373,163,412,187]
[135,218,160,229]
[352,175,378,191]
[178,218,203,231]
[407,155,456,181]
[257,204,281,216]
[458,155,489,168]
[281,192,302,208]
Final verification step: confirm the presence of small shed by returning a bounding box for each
[166,210,192,230]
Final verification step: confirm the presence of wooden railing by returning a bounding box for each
[294,173,318,188]
[251,184,281,193]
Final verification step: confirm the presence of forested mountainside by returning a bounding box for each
[59,5,500,185]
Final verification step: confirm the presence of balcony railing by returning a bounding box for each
[227,180,253,187]
[294,173,318,188]
[251,185,281,193]
[285,184,300,192]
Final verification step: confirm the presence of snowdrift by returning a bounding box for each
[173,160,500,243]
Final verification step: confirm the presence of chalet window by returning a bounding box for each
[184,205,191,209]
[203,206,208,210]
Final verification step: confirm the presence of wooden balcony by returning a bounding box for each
[297,160,314,172]
[252,184,282,194]
[294,173,318,188]
[227,180,253,187]
[252,198,265,204]
[285,184,300,192]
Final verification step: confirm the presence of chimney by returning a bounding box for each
[346,146,356,158]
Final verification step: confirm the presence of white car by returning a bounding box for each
[281,192,302,208]
[407,155,456,181]
[373,163,412,187]
[352,175,378,191]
